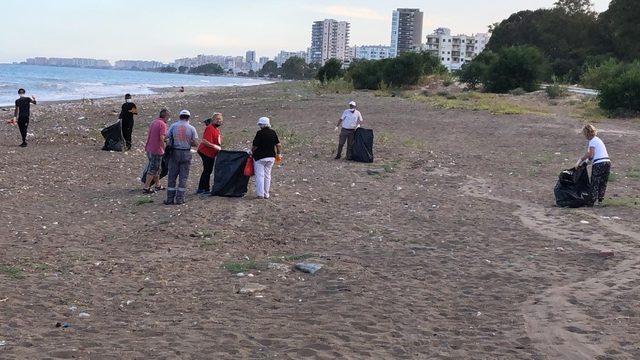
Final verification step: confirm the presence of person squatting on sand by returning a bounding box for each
[577,124,611,204]
[13,88,37,147]
[119,93,138,151]
[251,117,282,199]
[335,100,363,160]
[143,109,169,194]
[165,110,199,205]
[196,113,223,194]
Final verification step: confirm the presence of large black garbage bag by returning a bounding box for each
[101,120,125,151]
[211,151,250,197]
[554,164,595,208]
[351,127,374,163]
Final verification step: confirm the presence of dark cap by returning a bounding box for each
[203,118,213,125]
[18,88,25,94]
[125,93,132,99]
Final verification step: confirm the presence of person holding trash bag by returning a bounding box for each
[576,124,611,205]
[335,100,364,160]
[251,117,282,199]
[196,113,223,194]
[142,109,169,194]
[119,94,138,151]
[165,110,199,205]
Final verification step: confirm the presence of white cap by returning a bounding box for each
[257,117,271,126]
[179,109,191,117]
[349,101,357,107]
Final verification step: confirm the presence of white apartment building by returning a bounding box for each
[421,28,489,71]
[354,45,391,61]
[275,50,307,67]
[114,60,164,70]
[310,19,351,64]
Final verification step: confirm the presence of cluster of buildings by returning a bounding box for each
[23,8,490,74]
[309,8,490,71]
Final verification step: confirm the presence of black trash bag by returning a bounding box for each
[101,120,125,151]
[351,127,374,163]
[210,150,250,197]
[140,153,169,185]
[554,164,595,208]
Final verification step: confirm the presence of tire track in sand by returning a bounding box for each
[462,176,640,360]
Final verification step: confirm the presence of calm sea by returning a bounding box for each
[0,64,270,106]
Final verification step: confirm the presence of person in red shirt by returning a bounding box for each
[196,113,223,194]
[143,109,169,194]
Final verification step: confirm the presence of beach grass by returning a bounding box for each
[135,196,154,206]
[412,91,547,116]
[0,264,23,279]
[223,260,261,273]
[602,197,640,207]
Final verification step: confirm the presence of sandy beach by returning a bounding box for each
[0,82,639,359]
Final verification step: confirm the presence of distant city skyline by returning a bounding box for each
[0,0,611,63]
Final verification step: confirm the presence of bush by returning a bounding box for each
[457,51,498,89]
[382,52,425,87]
[316,58,343,83]
[580,58,627,90]
[509,88,526,96]
[599,63,640,113]
[347,60,386,90]
[545,83,567,98]
[484,46,549,93]
[189,63,224,75]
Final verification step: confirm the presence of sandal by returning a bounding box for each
[143,188,156,194]
[154,185,166,191]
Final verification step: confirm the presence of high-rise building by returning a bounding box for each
[390,8,424,57]
[246,50,256,63]
[310,19,351,65]
[258,56,270,69]
[274,50,307,67]
[421,28,490,71]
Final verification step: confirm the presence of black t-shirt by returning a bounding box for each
[120,102,137,122]
[252,127,280,160]
[15,97,35,119]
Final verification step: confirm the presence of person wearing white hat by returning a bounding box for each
[251,117,282,199]
[335,100,364,160]
[165,110,199,205]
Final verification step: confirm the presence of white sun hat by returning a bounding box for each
[257,116,271,126]
[348,101,357,107]
[179,109,191,117]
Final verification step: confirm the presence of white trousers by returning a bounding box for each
[254,157,275,198]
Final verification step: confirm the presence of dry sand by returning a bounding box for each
[0,83,639,359]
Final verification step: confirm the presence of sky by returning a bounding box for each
[0,0,611,64]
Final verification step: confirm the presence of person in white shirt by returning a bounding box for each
[335,101,364,160]
[576,124,611,204]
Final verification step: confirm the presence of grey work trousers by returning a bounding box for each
[166,149,192,204]
[336,128,355,159]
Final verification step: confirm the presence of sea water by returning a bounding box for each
[0,64,270,106]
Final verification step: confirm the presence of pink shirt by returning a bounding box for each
[145,118,168,155]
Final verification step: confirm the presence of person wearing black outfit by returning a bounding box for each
[119,93,138,150]
[13,88,37,147]
[251,117,282,199]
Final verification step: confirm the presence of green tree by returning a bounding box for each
[316,58,343,83]
[189,63,224,75]
[554,0,594,15]
[259,60,279,77]
[484,46,549,93]
[346,60,386,90]
[178,66,188,74]
[281,57,309,80]
[487,8,603,81]
[457,51,498,89]
[599,0,640,62]
[382,51,425,87]
[158,66,177,73]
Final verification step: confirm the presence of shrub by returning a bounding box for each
[382,52,425,87]
[545,83,567,98]
[509,88,526,96]
[580,58,626,90]
[458,51,498,89]
[484,46,549,93]
[347,60,386,90]
[598,63,640,113]
[316,58,343,83]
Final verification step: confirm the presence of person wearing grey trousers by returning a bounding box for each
[165,110,199,205]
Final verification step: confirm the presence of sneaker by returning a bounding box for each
[264,194,270,199]
[19,142,27,147]
[334,155,341,160]
[163,200,174,205]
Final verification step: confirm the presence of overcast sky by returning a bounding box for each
[0,0,611,63]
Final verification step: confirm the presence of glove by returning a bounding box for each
[334,126,339,132]
[575,159,583,168]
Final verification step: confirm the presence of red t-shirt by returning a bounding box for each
[145,118,168,155]
[197,125,221,158]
